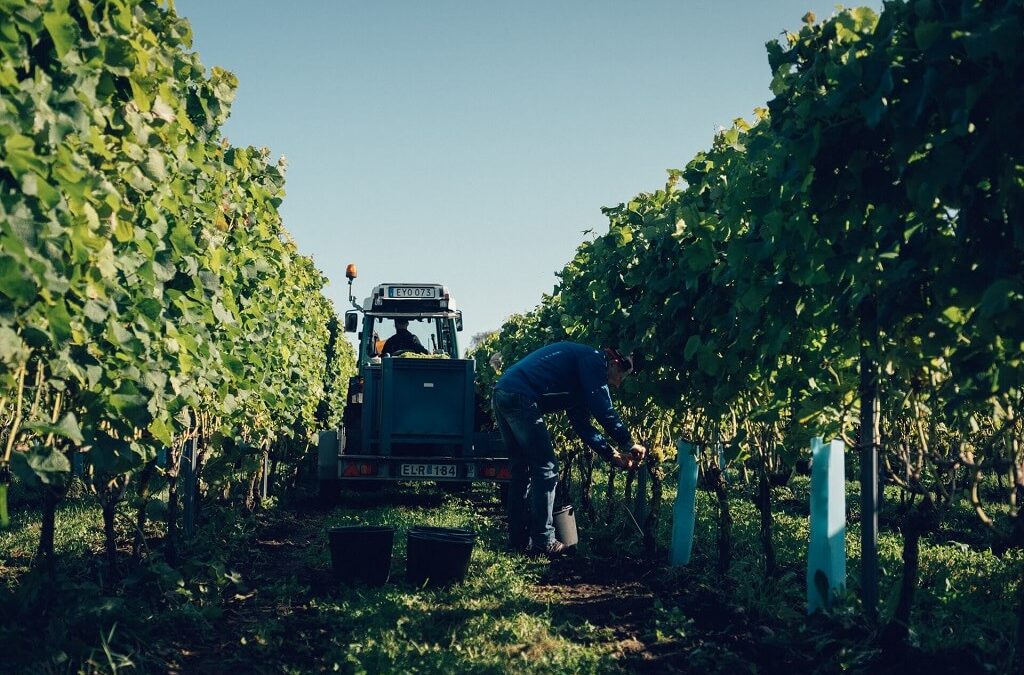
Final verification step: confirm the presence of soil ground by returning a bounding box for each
[160,491,868,674]
[3,482,1009,673]
[164,490,993,675]
[167,492,709,674]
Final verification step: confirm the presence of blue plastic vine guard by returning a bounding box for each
[807,437,846,614]
[669,440,699,566]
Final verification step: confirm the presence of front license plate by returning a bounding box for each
[400,463,458,478]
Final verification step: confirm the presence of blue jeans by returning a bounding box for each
[492,389,558,548]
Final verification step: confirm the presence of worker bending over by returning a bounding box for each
[492,342,646,556]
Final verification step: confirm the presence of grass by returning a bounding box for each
[221,491,616,673]
[0,472,1020,673]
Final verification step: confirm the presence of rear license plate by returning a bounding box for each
[400,463,458,478]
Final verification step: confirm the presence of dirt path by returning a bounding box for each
[536,553,697,673]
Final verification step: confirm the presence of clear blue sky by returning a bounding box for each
[175,1,880,352]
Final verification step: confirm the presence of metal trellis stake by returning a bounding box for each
[182,437,197,538]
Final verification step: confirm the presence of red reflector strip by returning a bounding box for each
[481,467,497,478]
[359,463,377,476]
[342,463,360,477]
[497,466,512,480]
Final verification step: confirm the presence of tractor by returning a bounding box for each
[317,264,509,501]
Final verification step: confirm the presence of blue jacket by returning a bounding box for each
[495,342,633,460]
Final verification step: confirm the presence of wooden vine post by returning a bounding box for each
[859,295,881,621]
[182,437,198,538]
[260,448,271,501]
[634,459,648,527]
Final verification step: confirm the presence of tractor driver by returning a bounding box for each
[381,318,429,356]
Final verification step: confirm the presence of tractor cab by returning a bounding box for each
[344,282,464,365]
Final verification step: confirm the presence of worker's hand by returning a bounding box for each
[611,450,638,471]
[629,444,647,463]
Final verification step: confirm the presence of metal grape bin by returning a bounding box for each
[372,357,475,456]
